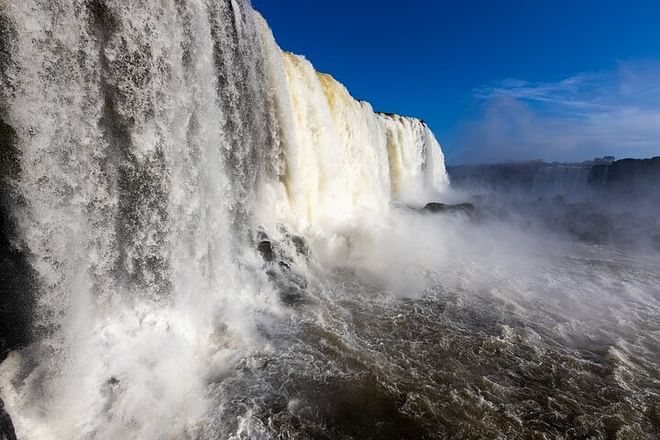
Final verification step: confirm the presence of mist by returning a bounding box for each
[240,180,660,438]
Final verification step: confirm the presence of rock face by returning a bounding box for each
[0,399,17,440]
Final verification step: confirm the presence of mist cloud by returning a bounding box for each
[449,60,660,164]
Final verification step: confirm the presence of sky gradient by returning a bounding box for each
[252,0,660,164]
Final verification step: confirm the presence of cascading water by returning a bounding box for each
[2,2,658,440]
[531,165,592,200]
[256,49,447,235]
[0,1,448,438]
[0,0,287,437]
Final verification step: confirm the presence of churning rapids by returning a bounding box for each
[0,1,658,439]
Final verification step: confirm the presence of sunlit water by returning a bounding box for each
[0,1,658,439]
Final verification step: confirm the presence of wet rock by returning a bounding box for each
[279,284,305,305]
[254,228,310,306]
[287,233,310,258]
[422,202,475,217]
[0,399,17,440]
[257,240,275,262]
[256,227,312,263]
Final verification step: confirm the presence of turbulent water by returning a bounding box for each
[0,1,658,439]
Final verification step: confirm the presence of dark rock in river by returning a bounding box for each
[257,239,275,262]
[422,202,475,217]
[286,232,310,259]
[254,228,310,306]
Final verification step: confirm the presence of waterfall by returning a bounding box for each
[531,165,592,199]
[255,49,448,234]
[0,1,448,438]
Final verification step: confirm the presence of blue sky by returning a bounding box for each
[252,0,660,164]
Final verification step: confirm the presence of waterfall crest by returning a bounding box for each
[256,50,448,234]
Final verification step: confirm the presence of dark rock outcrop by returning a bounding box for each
[255,228,310,306]
[288,233,310,258]
[421,202,475,217]
[257,239,275,262]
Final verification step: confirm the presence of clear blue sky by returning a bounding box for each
[252,0,660,164]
